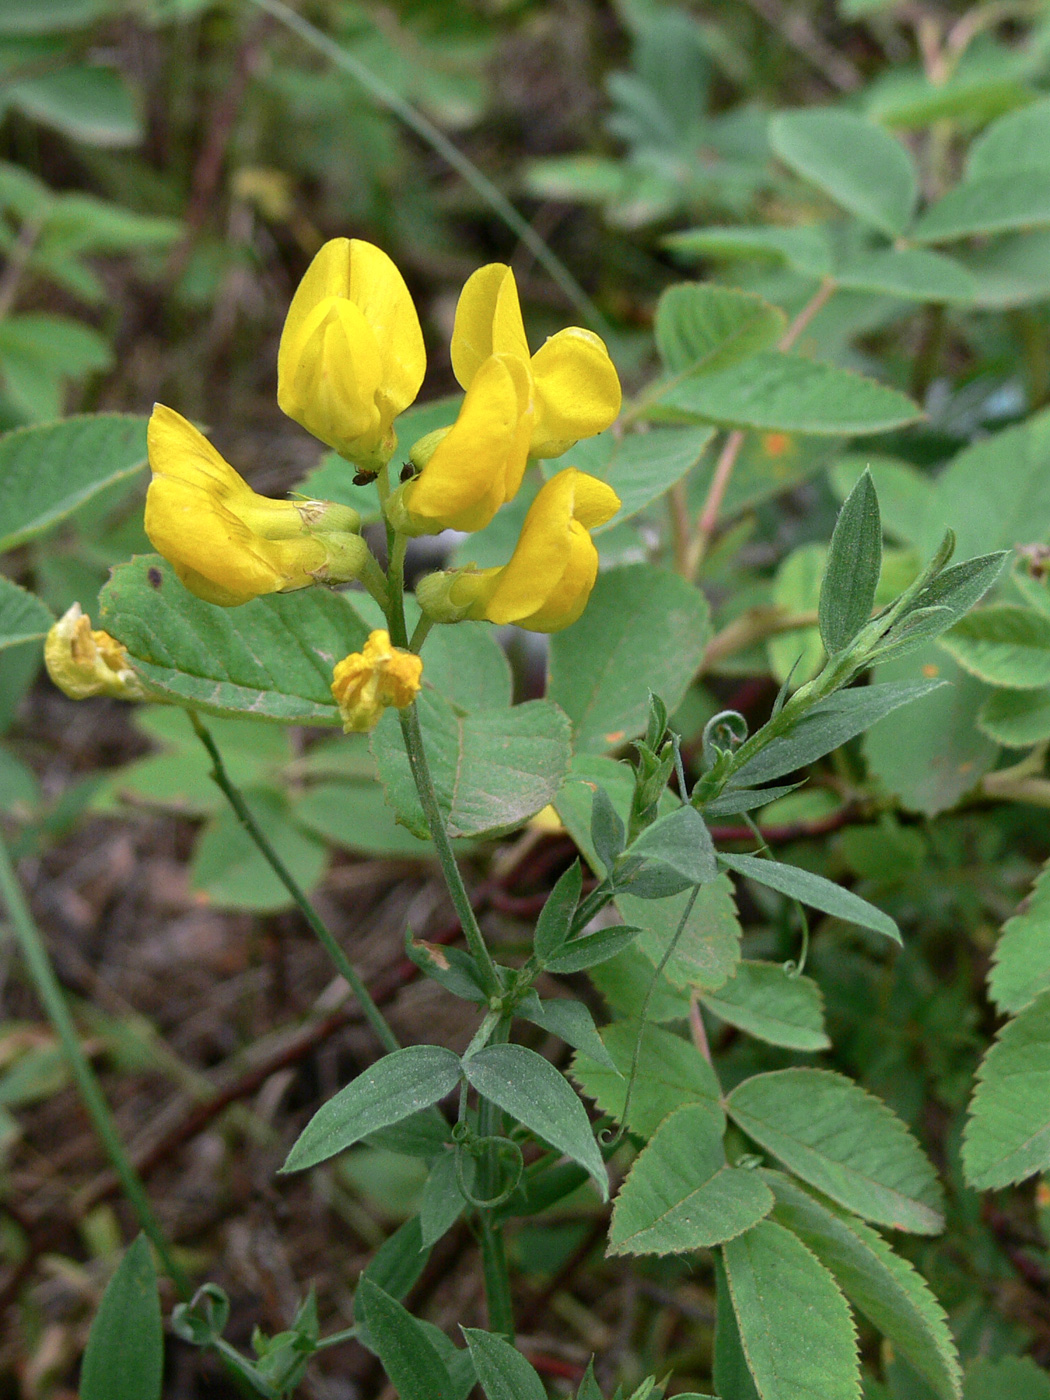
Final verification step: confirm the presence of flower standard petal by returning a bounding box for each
[347,239,427,419]
[451,263,530,387]
[529,327,622,458]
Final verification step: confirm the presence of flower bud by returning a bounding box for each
[415,570,475,623]
[44,604,147,701]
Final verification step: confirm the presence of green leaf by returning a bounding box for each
[609,1103,773,1255]
[663,224,833,278]
[727,1069,945,1233]
[419,1152,466,1250]
[719,853,901,943]
[0,0,120,31]
[463,1043,608,1198]
[820,468,882,656]
[0,414,148,553]
[534,861,583,961]
[654,283,786,377]
[588,944,692,1024]
[516,993,617,1071]
[962,230,1050,309]
[940,605,1050,688]
[462,1328,548,1400]
[190,791,326,913]
[79,1235,163,1400]
[101,556,366,724]
[914,172,1050,243]
[282,1045,462,1173]
[963,988,1050,1189]
[371,692,572,839]
[864,50,1036,131]
[767,544,825,687]
[715,1253,761,1400]
[294,780,433,857]
[355,1279,458,1400]
[548,564,711,753]
[701,961,830,1051]
[906,553,1007,629]
[621,876,743,992]
[0,575,52,650]
[627,804,718,895]
[565,425,716,528]
[979,687,1050,748]
[964,1358,1050,1400]
[663,352,921,435]
[770,109,917,237]
[834,249,976,303]
[572,1020,721,1140]
[360,1216,430,1307]
[545,925,643,974]
[989,858,1050,1014]
[966,97,1050,180]
[723,1220,861,1400]
[829,455,935,548]
[8,65,142,147]
[767,1172,961,1400]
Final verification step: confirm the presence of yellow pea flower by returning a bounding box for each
[419,468,620,633]
[331,629,423,733]
[387,353,533,535]
[145,404,369,608]
[450,264,621,459]
[44,603,147,701]
[278,238,426,470]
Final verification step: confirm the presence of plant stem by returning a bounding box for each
[409,613,434,654]
[188,712,401,1056]
[0,828,190,1296]
[477,1016,514,1337]
[386,534,409,649]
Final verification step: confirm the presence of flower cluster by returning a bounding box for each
[127,238,621,729]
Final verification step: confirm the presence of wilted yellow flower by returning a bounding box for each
[278,238,426,470]
[450,264,621,459]
[44,603,147,701]
[145,405,368,608]
[422,468,620,633]
[331,629,423,733]
[386,354,533,535]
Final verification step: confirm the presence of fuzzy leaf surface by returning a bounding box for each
[963,989,1050,1188]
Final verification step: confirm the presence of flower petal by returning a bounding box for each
[529,327,622,458]
[347,239,426,419]
[451,263,529,388]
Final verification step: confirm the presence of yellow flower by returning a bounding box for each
[278,238,425,470]
[387,353,533,535]
[450,264,621,459]
[44,603,147,701]
[430,468,620,633]
[331,629,423,733]
[145,405,368,608]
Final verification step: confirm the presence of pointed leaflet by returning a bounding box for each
[608,1103,773,1255]
[963,988,1050,1189]
[463,1043,608,1198]
[356,1279,458,1400]
[79,1234,163,1400]
[766,1171,961,1400]
[913,172,1050,243]
[572,1020,722,1140]
[723,1220,861,1400]
[516,992,618,1071]
[627,804,718,895]
[701,961,830,1052]
[719,852,901,943]
[462,1329,548,1400]
[282,1046,462,1172]
[819,468,882,656]
[727,1069,944,1233]
[534,861,583,961]
[419,1152,466,1250]
[989,858,1050,1013]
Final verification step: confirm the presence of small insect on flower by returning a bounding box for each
[331,630,423,733]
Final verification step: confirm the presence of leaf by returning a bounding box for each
[714,1253,761,1400]
[663,352,921,435]
[703,782,805,817]
[940,605,1050,688]
[0,575,52,651]
[282,1046,462,1173]
[962,229,1050,309]
[719,852,901,944]
[770,108,917,237]
[516,993,617,1071]
[591,786,626,874]
[989,859,1050,1014]
[548,564,711,754]
[914,172,1050,243]
[820,468,882,655]
[588,945,692,1024]
[0,414,148,553]
[767,1172,961,1400]
[663,224,833,278]
[462,1329,548,1400]
[355,1279,458,1400]
[723,1220,861,1400]
[463,1043,608,1198]
[545,925,643,974]
[627,804,718,895]
[701,961,830,1051]
[654,283,786,377]
[966,97,1050,181]
[565,425,716,528]
[79,1235,163,1400]
[609,1103,773,1255]
[101,556,366,724]
[963,988,1050,1189]
[829,455,935,548]
[621,876,743,991]
[8,65,142,147]
[767,544,825,687]
[572,1019,721,1139]
[979,687,1050,748]
[906,553,1007,629]
[360,1216,430,1308]
[834,249,976,303]
[727,1069,945,1233]
[963,1358,1050,1400]
[419,1152,466,1250]
[534,862,583,961]
[0,0,120,31]
[371,692,572,839]
[190,792,327,913]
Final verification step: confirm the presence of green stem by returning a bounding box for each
[357,551,390,610]
[0,828,190,1296]
[409,613,434,654]
[477,1016,514,1337]
[386,534,409,649]
[188,713,401,1057]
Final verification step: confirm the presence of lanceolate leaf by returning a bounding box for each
[766,1172,962,1400]
[962,989,1050,1189]
[608,1104,773,1255]
[79,1234,163,1400]
[0,575,53,651]
[463,1043,608,1198]
[282,1046,462,1173]
[727,1069,944,1233]
[356,1279,458,1400]
[819,468,882,655]
[719,852,901,943]
[723,1220,861,1400]
[989,858,1050,1013]
[462,1328,548,1400]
